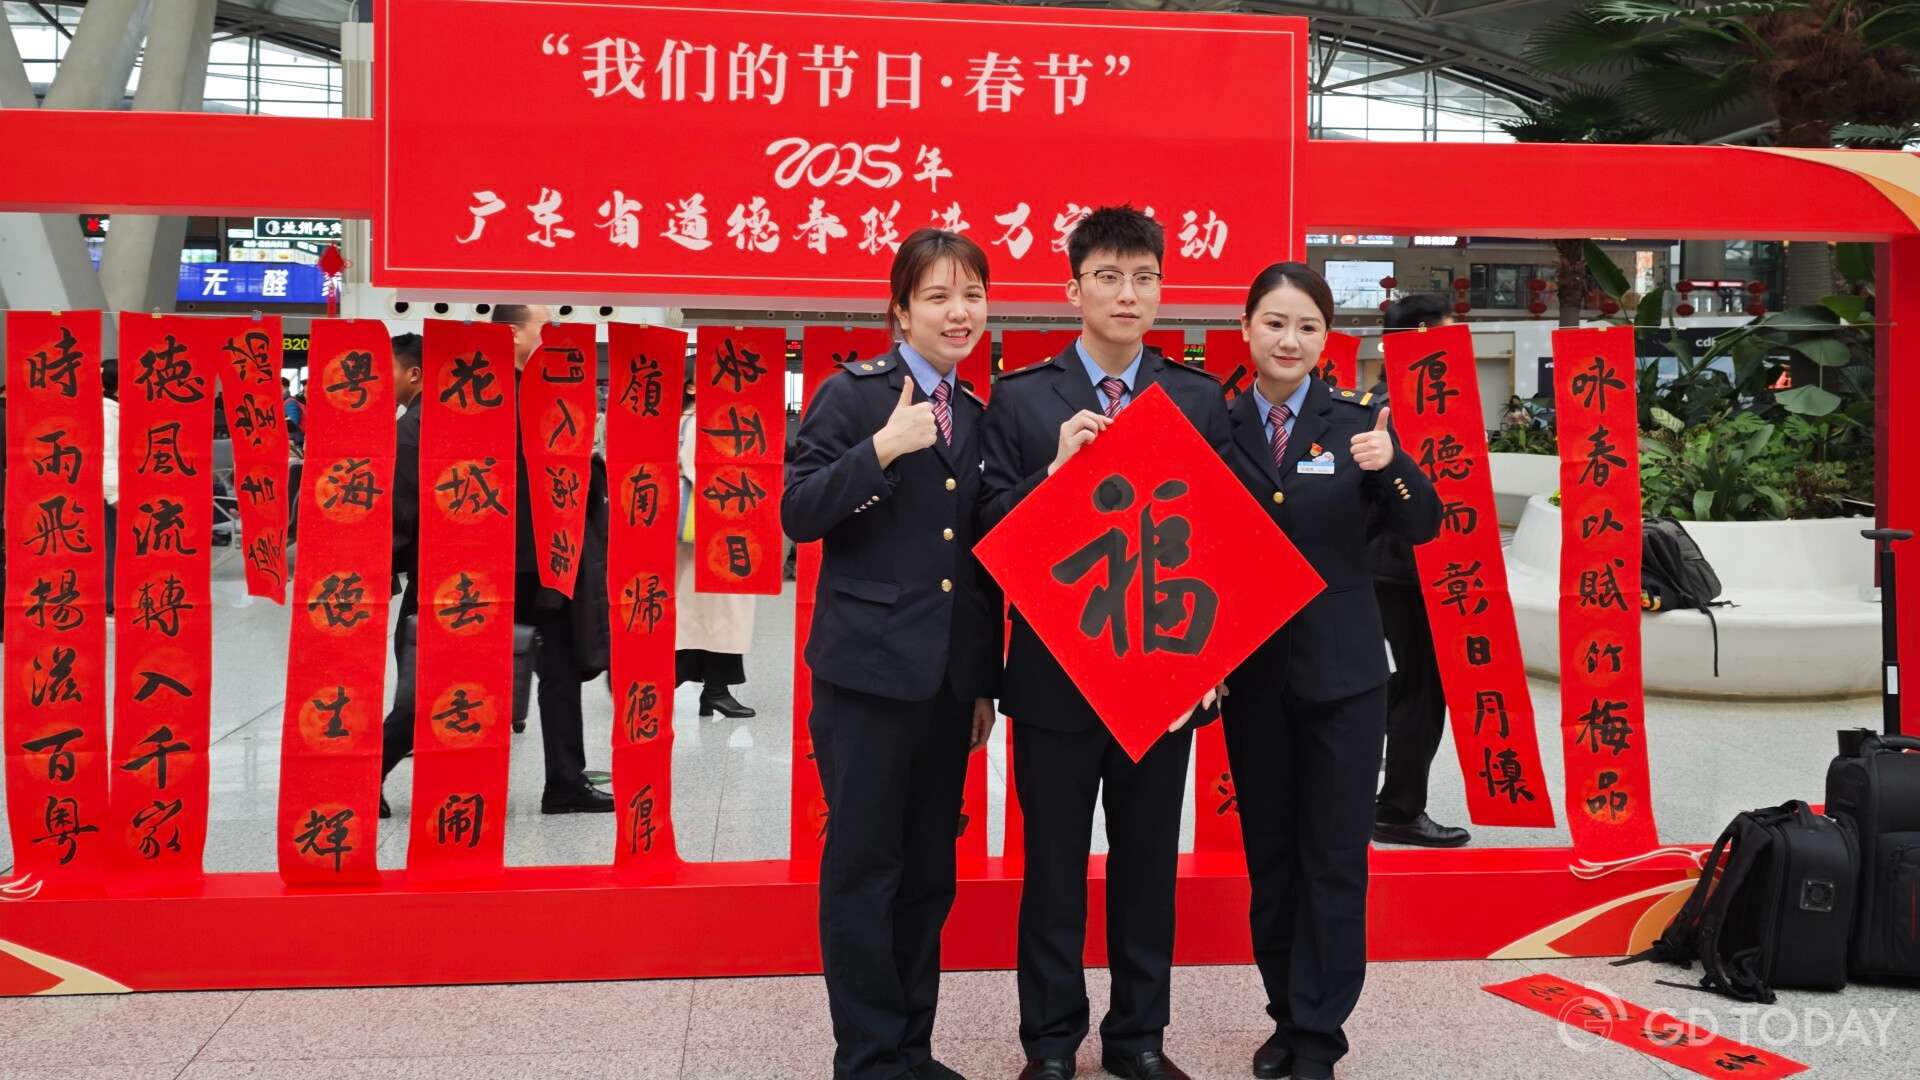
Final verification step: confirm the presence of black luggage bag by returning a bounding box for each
[1825,733,1920,980]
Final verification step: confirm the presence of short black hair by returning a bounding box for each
[392,332,424,368]
[489,304,534,326]
[1067,204,1163,278]
[1384,293,1453,332]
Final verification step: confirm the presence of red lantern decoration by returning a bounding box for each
[1453,300,1471,315]
[1599,299,1620,316]
[1380,275,1398,289]
[1527,300,1548,316]
[1452,277,1470,291]
[1527,278,1546,292]
[1747,280,1767,294]
[1675,280,1695,295]
[1675,302,1695,318]
[1378,300,1391,312]
[318,244,348,317]
[1745,302,1767,317]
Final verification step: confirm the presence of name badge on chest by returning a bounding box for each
[1297,449,1336,476]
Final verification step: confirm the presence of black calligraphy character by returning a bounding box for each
[32,428,84,483]
[622,574,668,634]
[310,686,352,739]
[548,531,576,576]
[24,570,84,632]
[434,688,487,733]
[1439,499,1479,536]
[138,421,199,476]
[709,338,767,392]
[32,796,98,865]
[1466,635,1492,666]
[29,647,82,707]
[436,458,509,517]
[22,728,83,782]
[1581,508,1626,540]
[131,574,193,637]
[626,464,660,527]
[1050,476,1218,658]
[1642,1023,1700,1049]
[1579,424,1628,487]
[725,535,753,578]
[1714,1052,1766,1072]
[1583,640,1624,674]
[134,335,206,403]
[1408,350,1460,415]
[222,330,276,383]
[324,350,377,409]
[309,572,371,630]
[1578,558,1630,612]
[439,572,490,629]
[1478,746,1537,804]
[627,784,657,854]
[132,670,193,702]
[699,406,768,457]
[1431,560,1488,616]
[132,497,198,556]
[1575,699,1635,755]
[229,392,280,448]
[1570,355,1626,411]
[122,726,190,788]
[1417,434,1473,483]
[293,808,356,872]
[246,531,286,588]
[1473,690,1510,739]
[131,799,184,859]
[702,470,767,513]
[28,327,84,398]
[240,473,277,506]
[1587,770,1632,820]
[322,457,384,511]
[436,793,486,848]
[1051,477,1142,655]
[440,351,504,409]
[1221,364,1250,399]
[618,354,665,417]
[25,495,91,555]
[547,399,580,450]
[1525,983,1569,1002]
[623,680,660,741]
[546,465,582,510]
[1213,772,1237,816]
[540,345,588,384]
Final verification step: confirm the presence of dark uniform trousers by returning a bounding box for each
[1373,579,1447,822]
[1219,379,1442,1071]
[784,348,1000,1080]
[978,345,1232,1062]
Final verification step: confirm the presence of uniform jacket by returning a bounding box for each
[978,343,1231,733]
[783,346,1001,703]
[1222,378,1441,703]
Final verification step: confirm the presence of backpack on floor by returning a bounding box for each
[1641,516,1731,676]
[1824,733,1920,980]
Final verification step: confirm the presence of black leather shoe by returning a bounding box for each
[698,689,756,718]
[378,794,391,820]
[512,718,526,733]
[1100,1050,1189,1080]
[1371,812,1470,848]
[1252,1033,1292,1078]
[541,784,616,814]
[916,1060,967,1080]
[1017,1061,1073,1080]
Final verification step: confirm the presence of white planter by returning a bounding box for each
[1488,452,1560,528]
[1505,494,1881,697]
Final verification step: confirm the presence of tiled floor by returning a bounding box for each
[3,556,1913,1077]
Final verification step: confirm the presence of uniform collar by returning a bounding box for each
[898,340,956,397]
[1074,336,1143,392]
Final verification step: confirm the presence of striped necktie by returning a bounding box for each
[1099,376,1128,418]
[1269,403,1293,471]
[929,380,952,445]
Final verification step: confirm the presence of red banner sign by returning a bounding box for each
[206,316,290,600]
[1553,327,1659,854]
[277,321,395,884]
[521,322,599,596]
[375,0,1304,309]
[1317,329,1360,389]
[410,320,519,881]
[1382,324,1554,828]
[1201,328,1252,400]
[692,326,786,594]
[1485,974,1806,1079]
[606,322,687,880]
[5,310,109,888]
[109,315,216,892]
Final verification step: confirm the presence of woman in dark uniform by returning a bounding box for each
[783,228,1001,1080]
[1217,262,1441,1080]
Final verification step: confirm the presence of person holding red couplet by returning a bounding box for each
[784,228,1002,1080]
[1216,263,1441,1080]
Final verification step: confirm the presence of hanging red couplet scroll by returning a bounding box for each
[1552,327,1658,854]
[1382,324,1555,828]
[109,315,216,891]
[606,322,686,880]
[206,316,290,599]
[693,326,786,594]
[411,320,518,881]
[1194,328,1252,852]
[1202,329,1252,400]
[521,322,598,596]
[5,310,109,887]
[1317,330,1360,389]
[277,322,395,885]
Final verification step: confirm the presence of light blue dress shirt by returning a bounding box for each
[1253,378,1312,444]
[1074,338,1143,410]
[897,340,957,398]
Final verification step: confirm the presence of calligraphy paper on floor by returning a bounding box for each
[1317,330,1361,389]
[996,330,1069,376]
[1553,327,1658,855]
[606,323,687,880]
[1383,324,1554,828]
[410,320,518,881]
[108,314,216,892]
[521,322,598,596]
[693,327,785,594]
[1202,329,1252,401]
[277,321,394,884]
[205,316,290,600]
[1485,974,1806,1079]
[975,385,1323,762]
[5,310,109,887]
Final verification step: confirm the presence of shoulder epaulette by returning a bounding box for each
[1332,388,1374,407]
[994,361,1050,381]
[841,355,895,376]
[1173,362,1221,383]
[959,384,989,409]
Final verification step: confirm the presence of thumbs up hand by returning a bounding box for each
[873,376,938,468]
[1350,406,1396,472]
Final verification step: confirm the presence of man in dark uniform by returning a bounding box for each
[785,228,1002,1080]
[1366,293,1470,848]
[979,206,1228,1080]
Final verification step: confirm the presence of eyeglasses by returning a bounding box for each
[1078,270,1164,294]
